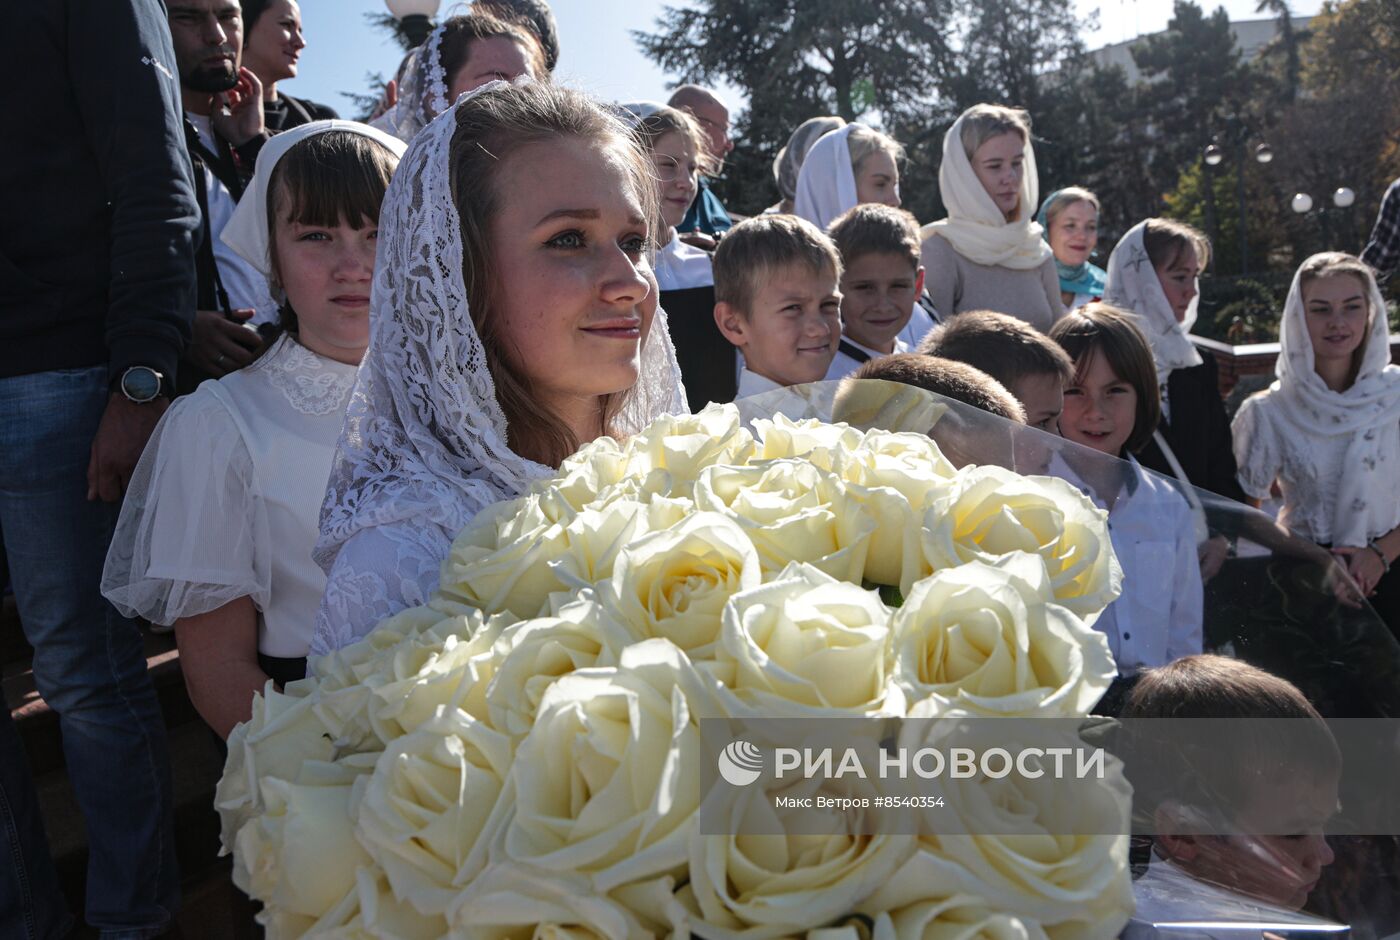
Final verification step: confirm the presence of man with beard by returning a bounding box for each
[1,1,195,936]
[168,0,276,388]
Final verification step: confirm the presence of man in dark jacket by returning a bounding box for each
[0,1,196,936]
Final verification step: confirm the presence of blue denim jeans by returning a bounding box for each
[0,366,178,939]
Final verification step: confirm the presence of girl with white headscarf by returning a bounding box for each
[920,104,1063,331]
[1232,252,1400,631]
[312,81,687,655]
[370,12,545,142]
[794,123,935,348]
[102,122,405,737]
[1104,219,1246,582]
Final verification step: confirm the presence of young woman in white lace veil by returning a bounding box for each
[1232,252,1400,632]
[102,123,405,737]
[370,12,545,143]
[312,80,687,655]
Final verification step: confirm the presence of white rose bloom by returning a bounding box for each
[232,776,371,922]
[874,896,1046,940]
[450,863,659,939]
[502,639,720,893]
[841,430,956,505]
[597,511,762,660]
[547,497,650,594]
[870,713,1133,939]
[684,772,916,940]
[717,562,897,717]
[919,466,1122,622]
[752,414,864,472]
[889,553,1115,718]
[436,495,571,619]
[216,682,338,855]
[695,460,875,583]
[259,866,451,940]
[625,403,757,494]
[355,708,514,916]
[485,611,621,739]
[547,435,632,514]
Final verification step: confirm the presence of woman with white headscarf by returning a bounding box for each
[312,81,687,655]
[794,123,935,348]
[370,11,545,142]
[1233,252,1400,632]
[1104,219,1246,581]
[766,115,845,215]
[102,122,405,737]
[920,104,1063,331]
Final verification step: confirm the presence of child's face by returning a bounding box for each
[1154,250,1201,323]
[1302,273,1369,369]
[1009,371,1064,434]
[1171,770,1339,911]
[720,263,841,387]
[274,211,376,364]
[1059,350,1136,456]
[839,253,923,354]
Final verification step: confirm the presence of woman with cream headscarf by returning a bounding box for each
[793,123,935,348]
[1233,252,1400,632]
[102,122,405,737]
[920,104,1063,331]
[1103,218,1244,582]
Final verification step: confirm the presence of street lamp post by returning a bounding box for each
[1290,187,1356,254]
[1202,131,1272,276]
[386,0,441,48]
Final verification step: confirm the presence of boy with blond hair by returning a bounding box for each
[713,215,843,398]
[824,204,927,380]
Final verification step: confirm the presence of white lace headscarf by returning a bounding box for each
[370,24,451,143]
[1272,254,1400,547]
[315,80,686,571]
[921,109,1053,271]
[1102,221,1203,381]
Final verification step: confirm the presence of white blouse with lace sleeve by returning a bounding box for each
[308,519,455,658]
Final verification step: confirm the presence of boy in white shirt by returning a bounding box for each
[712,215,843,399]
[824,204,927,380]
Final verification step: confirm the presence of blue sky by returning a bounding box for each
[287,0,1323,116]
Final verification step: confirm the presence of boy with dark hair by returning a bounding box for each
[920,308,1073,433]
[713,215,843,397]
[825,204,927,380]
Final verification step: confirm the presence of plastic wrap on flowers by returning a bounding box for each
[219,386,1136,939]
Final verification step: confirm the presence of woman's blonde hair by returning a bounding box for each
[450,82,659,468]
[845,125,904,175]
[957,104,1031,162]
[1297,251,1379,380]
[1041,186,1101,230]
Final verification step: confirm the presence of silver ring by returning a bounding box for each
[216,353,227,368]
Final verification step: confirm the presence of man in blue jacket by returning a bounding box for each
[0,1,197,936]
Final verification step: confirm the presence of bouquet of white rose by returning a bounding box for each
[217,401,1134,939]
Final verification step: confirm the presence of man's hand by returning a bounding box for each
[87,394,169,502]
[212,67,265,146]
[185,309,263,377]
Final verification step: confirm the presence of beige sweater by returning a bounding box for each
[920,234,1066,333]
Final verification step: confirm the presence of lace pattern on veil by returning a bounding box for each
[315,80,686,577]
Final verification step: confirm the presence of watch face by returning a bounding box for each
[123,367,162,402]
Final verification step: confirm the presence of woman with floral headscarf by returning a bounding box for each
[1233,252,1400,632]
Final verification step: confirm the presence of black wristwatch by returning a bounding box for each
[116,366,166,404]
